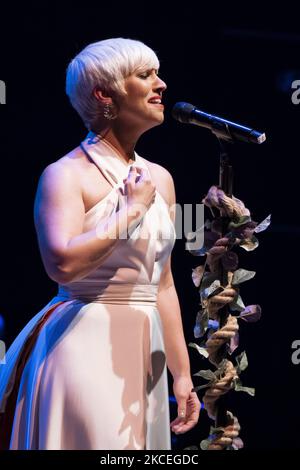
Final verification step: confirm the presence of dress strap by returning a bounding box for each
[80,132,149,189]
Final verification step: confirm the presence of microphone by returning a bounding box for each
[172,102,266,144]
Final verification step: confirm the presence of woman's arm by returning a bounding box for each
[156,166,190,377]
[157,259,191,378]
[34,162,146,284]
[156,167,201,434]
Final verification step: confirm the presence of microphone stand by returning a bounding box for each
[215,137,233,428]
[184,111,268,449]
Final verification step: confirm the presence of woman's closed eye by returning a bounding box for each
[138,72,150,79]
[138,69,159,79]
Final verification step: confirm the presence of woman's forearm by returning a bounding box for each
[157,284,191,379]
[56,204,143,283]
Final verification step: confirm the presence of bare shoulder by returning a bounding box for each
[36,146,86,190]
[139,156,175,206]
[34,147,84,221]
[140,155,173,180]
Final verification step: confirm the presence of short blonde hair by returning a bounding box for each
[66,37,160,131]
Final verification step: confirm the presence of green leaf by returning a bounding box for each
[233,377,255,396]
[200,439,210,450]
[228,215,252,229]
[215,359,228,378]
[189,342,209,359]
[210,426,225,435]
[235,351,248,373]
[236,385,255,396]
[230,295,246,312]
[193,369,216,381]
[192,384,211,392]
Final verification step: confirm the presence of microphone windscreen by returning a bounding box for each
[171,102,195,123]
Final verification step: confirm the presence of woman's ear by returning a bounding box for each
[93,88,113,105]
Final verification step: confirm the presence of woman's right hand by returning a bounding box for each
[123,166,156,214]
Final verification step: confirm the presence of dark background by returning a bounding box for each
[0,1,299,450]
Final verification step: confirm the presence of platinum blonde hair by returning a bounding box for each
[66,37,160,131]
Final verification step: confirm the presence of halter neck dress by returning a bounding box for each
[0,132,176,450]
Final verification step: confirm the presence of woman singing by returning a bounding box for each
[0,37,201,450]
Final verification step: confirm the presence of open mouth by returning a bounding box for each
[148,100,164,109]
[148,96,164,107]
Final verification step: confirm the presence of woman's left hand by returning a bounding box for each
[170,375,201,434]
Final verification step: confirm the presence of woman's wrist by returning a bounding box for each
[172,371,192,381]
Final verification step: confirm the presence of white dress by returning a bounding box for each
[0,132,176,450]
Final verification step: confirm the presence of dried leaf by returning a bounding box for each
[194,309,209,338]
[202,280,222,300]
[229,331,239,354]
[200,272,219,291]
[239,305,262,323]
[232,438,244,450]
[202,186,221,209]
[192,265,206,287]
[239,236,259,251]
[232,269,256,285]
[232,196,251,217]
[254,214,271,233]
[188,230,219,256]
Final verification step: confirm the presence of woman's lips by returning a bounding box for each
[148,102,164,108]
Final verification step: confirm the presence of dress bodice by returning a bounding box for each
[57,132,176,305]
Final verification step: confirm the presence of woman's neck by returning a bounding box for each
[97,128,138,164]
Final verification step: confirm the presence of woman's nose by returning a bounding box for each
[155,76,167,92]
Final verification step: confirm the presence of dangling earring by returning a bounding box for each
[103,103,117,120]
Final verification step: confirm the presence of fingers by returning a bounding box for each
[123,166,153,194]
[171,392,201,434]
[136,167,151,182]
[124,167,137,193]
[171,414,198,434]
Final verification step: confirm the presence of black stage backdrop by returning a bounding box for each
[0,1,299,450]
